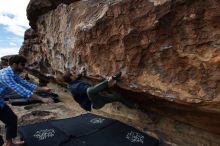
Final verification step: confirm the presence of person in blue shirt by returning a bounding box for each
[63,67,133,111]
[0,55,53,146]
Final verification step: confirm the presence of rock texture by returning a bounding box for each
[0,55,11,69]
[20,0,220,135]
[26,0,80,29]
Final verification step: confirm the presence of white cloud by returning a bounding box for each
[0,0,30,36]
[9,42,17,46]
[0,48,19,58]
[6,37,23,42]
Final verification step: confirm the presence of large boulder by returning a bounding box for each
[21,0,220,134]
[27,0,80,29]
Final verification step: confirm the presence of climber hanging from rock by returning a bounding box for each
[62,67,133,111]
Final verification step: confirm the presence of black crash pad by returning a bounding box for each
[19,120,69,146]
[51,113,115,137]
[3,91,58,101]
[9,92,59,106]
[19,113,159,146]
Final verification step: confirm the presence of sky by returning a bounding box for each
[0,0,30,58]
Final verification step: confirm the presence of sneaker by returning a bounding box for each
[112,71,122,80]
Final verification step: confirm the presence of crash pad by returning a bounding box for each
[19,113,159,146]
[9,92,59,106]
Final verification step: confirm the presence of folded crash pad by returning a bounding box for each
[19,113,159,146]
[9,92,59,106]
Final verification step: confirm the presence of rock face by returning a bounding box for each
[20,0,220,135]
[26,0,80,29]
[0,55,11,69]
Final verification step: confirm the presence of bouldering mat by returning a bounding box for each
[9,92,60,106]
[51,113,115,137]
[19,120,69,146]
[19,113,159,146]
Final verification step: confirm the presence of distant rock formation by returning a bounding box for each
[0,55,12,69]
[20,0,220,134]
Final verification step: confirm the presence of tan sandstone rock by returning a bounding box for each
[19,0,220,138]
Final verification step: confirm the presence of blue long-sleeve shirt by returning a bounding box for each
[0,66,37,108]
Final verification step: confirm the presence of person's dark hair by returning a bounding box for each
[9,55,27,65]
[63,71,72,83]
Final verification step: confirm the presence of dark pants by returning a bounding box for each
[0,105,18,140]
[0,135,3,146]
[87,80,123,109]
